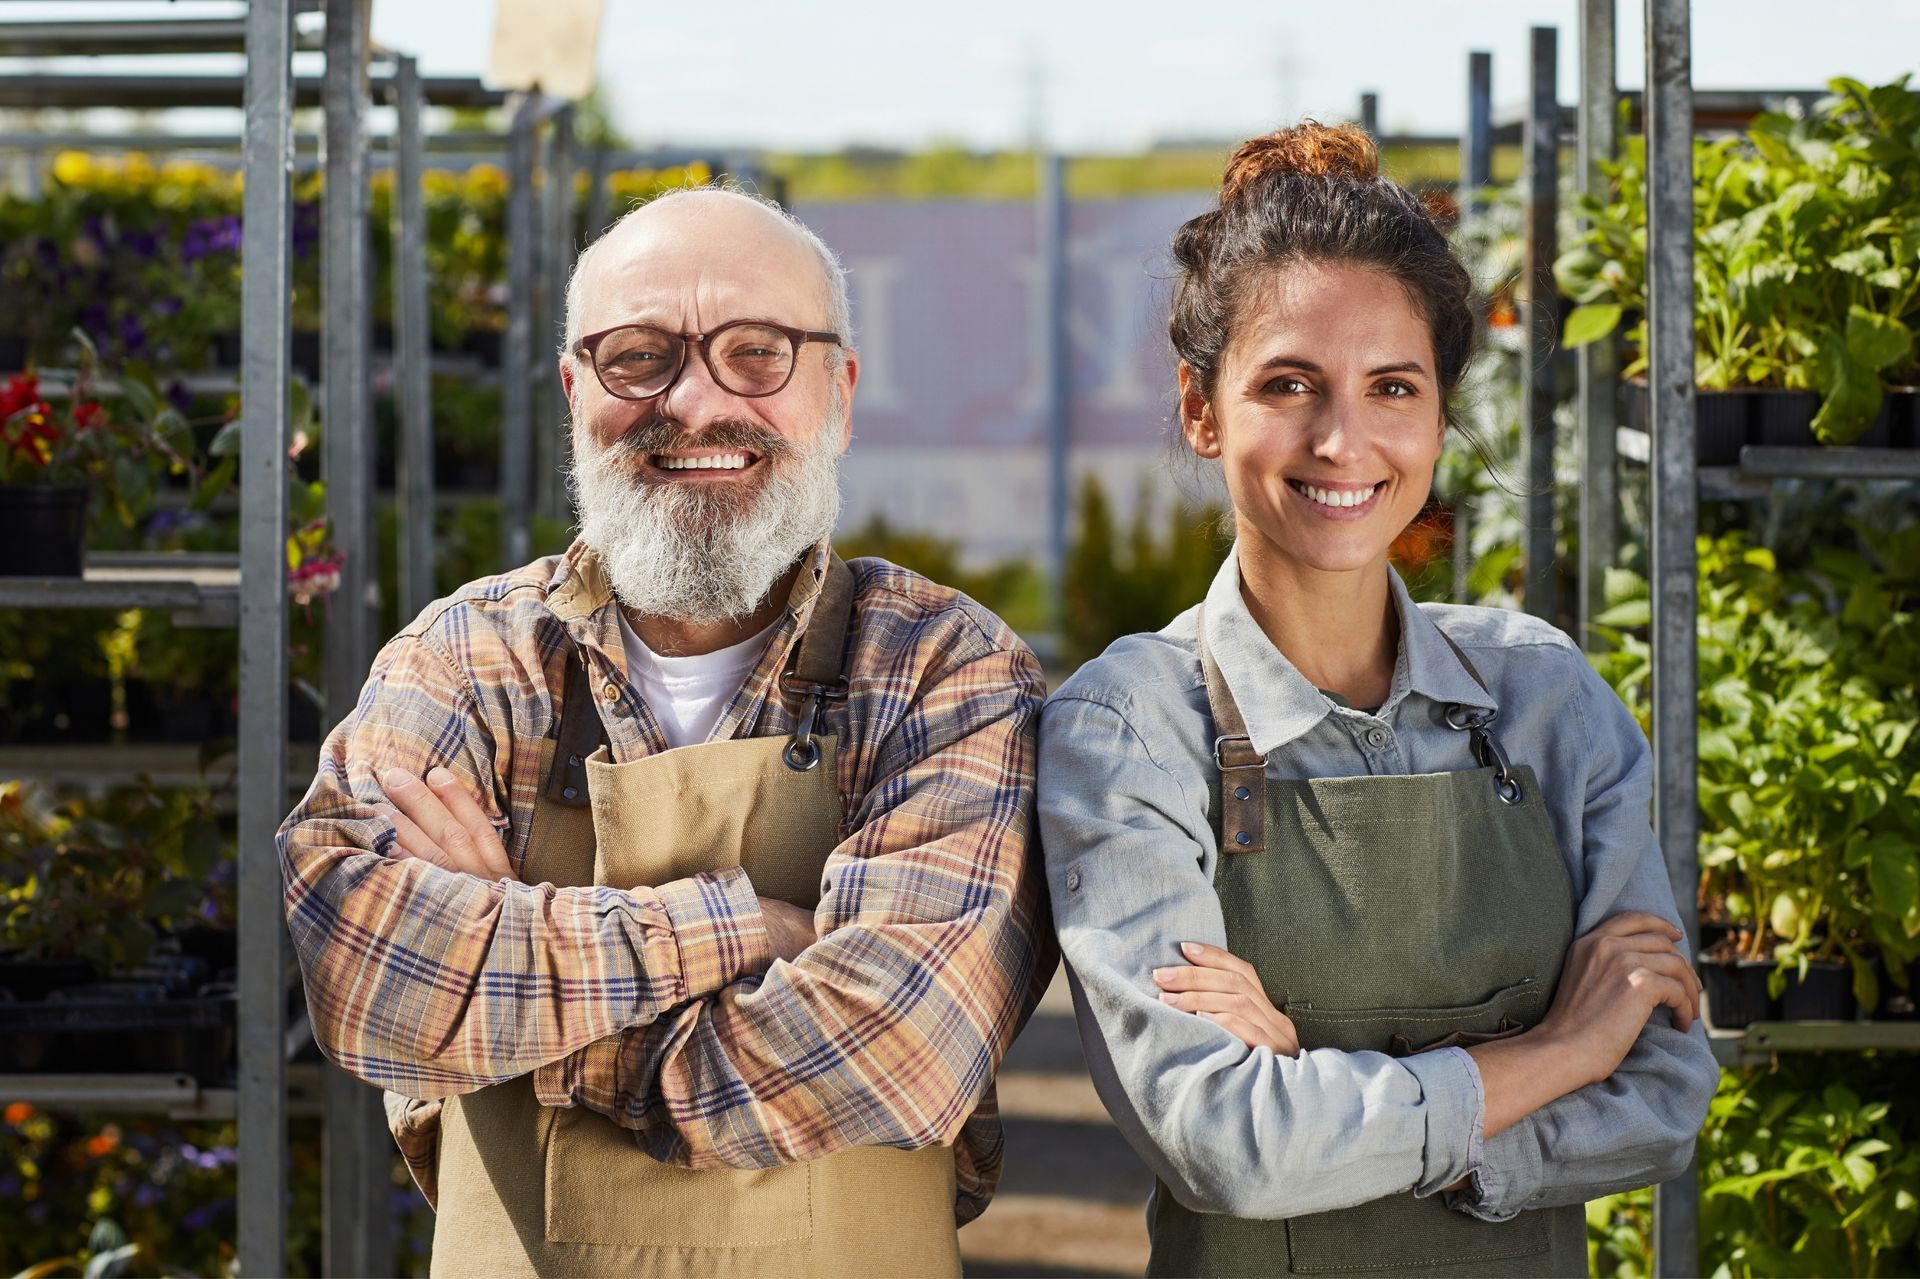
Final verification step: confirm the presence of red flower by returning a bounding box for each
[72,400,106,430]
[0,374,39,423]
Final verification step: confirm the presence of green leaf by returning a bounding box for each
[208,417,243,457]
[1869,840,1920,922]
[1846,306,1913,372]
[1594,598,1651,629]
[1562,303,1624,349]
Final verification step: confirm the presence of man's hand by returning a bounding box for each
[757,896,817,963]
[378,766,516,881]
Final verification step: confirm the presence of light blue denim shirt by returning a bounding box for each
[1038,545,1717,1223]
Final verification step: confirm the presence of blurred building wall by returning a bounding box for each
[797,194,1215,567]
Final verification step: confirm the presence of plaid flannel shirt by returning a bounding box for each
[278,540,1054,1223]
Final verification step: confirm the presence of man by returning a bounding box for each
[278,187,1052,1277]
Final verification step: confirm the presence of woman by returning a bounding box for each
[1039,123,1718,1278]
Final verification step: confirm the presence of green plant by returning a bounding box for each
[835,514,1049,638]
[1589,1057,1920,1278]
[0,779,232,973]
[1591,531,1920,1005]
[1061,474,1229,669]
[1559,76,1920,444]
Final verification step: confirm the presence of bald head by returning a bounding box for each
[563,187,852,363]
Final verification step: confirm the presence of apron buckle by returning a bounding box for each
[782,677,848,772]
[1444,705,1523,804]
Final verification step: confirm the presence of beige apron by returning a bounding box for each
[428,557,961,1278]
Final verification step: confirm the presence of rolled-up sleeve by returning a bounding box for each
[1040,691,1485,1220]
[1448,659,1719,1221]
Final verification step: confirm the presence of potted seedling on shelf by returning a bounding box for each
[1593,532,1920,1025]
[1558,74,1920,458]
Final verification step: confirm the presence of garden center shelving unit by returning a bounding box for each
[1488,4,1920,1273]
[0,5,503,1273]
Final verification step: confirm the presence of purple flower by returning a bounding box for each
[125,229,159,259]
[133,1184,162,1208]
[0,1175,19,1197]
[119,312,147,354]
[165,379,192,414]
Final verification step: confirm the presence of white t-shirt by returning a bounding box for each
[616,610,776,749]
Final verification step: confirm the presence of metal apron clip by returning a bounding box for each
[1443,704,1523,804]
[782,675,847,772]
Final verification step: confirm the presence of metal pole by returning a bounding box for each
[1522,26,1560,623]
[1039,151,1070,628]
[500,93,539,569]
[584,142,610,243]
[1359,91,1379,139]
[1645,0,1700,1273]
[320,2,391,1271]
[393,55,435,621]
[237,0,292,1270]
[1463,52,1493,214]
[1578,0,1620,650]
[538,105,577,526]
[1454,51,1493,605]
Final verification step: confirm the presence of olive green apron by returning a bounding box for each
[1146,611,1585,1278]
[426,556,961,1278]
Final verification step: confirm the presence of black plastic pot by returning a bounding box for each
[0,956,95,1003]
[0,484,88,576]
[1698,956,1777,1030]
[0,986,237,1082]
[1779,960,1856,1021]
[1875,958,1920,1021]
[1626,381,1748,464]
[1753,386,1920,448]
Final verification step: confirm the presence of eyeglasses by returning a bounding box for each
[575,319,842,402]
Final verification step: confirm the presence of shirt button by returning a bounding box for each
[1365,727,1390,748]
[602,682,619,703]
[1065,870,1081,891]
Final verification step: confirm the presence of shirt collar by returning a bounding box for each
[1200,544,1498,756]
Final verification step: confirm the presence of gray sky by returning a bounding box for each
[4,1,1915,152]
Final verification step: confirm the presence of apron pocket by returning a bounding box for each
[1285,979,1547,1056]
[1285,1190,1549,1274]
[543,1106,814,1248]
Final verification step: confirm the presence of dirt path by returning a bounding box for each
[958,973,1153,1277]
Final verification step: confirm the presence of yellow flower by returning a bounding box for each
[50,151,93,185]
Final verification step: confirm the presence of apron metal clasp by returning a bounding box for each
[1443,704,1523,804]
[782,676,848,772]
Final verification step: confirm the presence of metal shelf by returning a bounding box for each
[1707,1021,1920,1068]
[0,1064,325,1119]
[0,559,239,627]
[0,743,318,793]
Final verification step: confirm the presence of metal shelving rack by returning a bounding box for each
[0,7,494,1272]
[1481,4,1920,1273]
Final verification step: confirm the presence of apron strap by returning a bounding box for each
[544,643,609,808]
[781,553,857,772]
[1196,606,1268,855]
[540,552,859,803]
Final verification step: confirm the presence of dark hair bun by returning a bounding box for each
[1220,121,1380,203]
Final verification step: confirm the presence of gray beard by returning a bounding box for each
[569,409,843,625]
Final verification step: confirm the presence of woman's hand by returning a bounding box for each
[1153,941,1300,1056]
[377,765,517,882]
[1467,912,1701,1141]
[1536,911,1702,1086]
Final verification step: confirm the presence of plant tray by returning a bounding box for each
[1625,382,1920,462]
[0,987,236,1084]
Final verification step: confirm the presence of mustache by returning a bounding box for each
[604,416,796,461]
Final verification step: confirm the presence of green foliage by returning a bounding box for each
[0,1109,402,1278]
[1062,474,1229,668]
[834,515,1049,638]
[0,779,231,972]
[1590,529,1920,1004]
[1591,1056,1920,1278]
[1558,75,1920,443]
